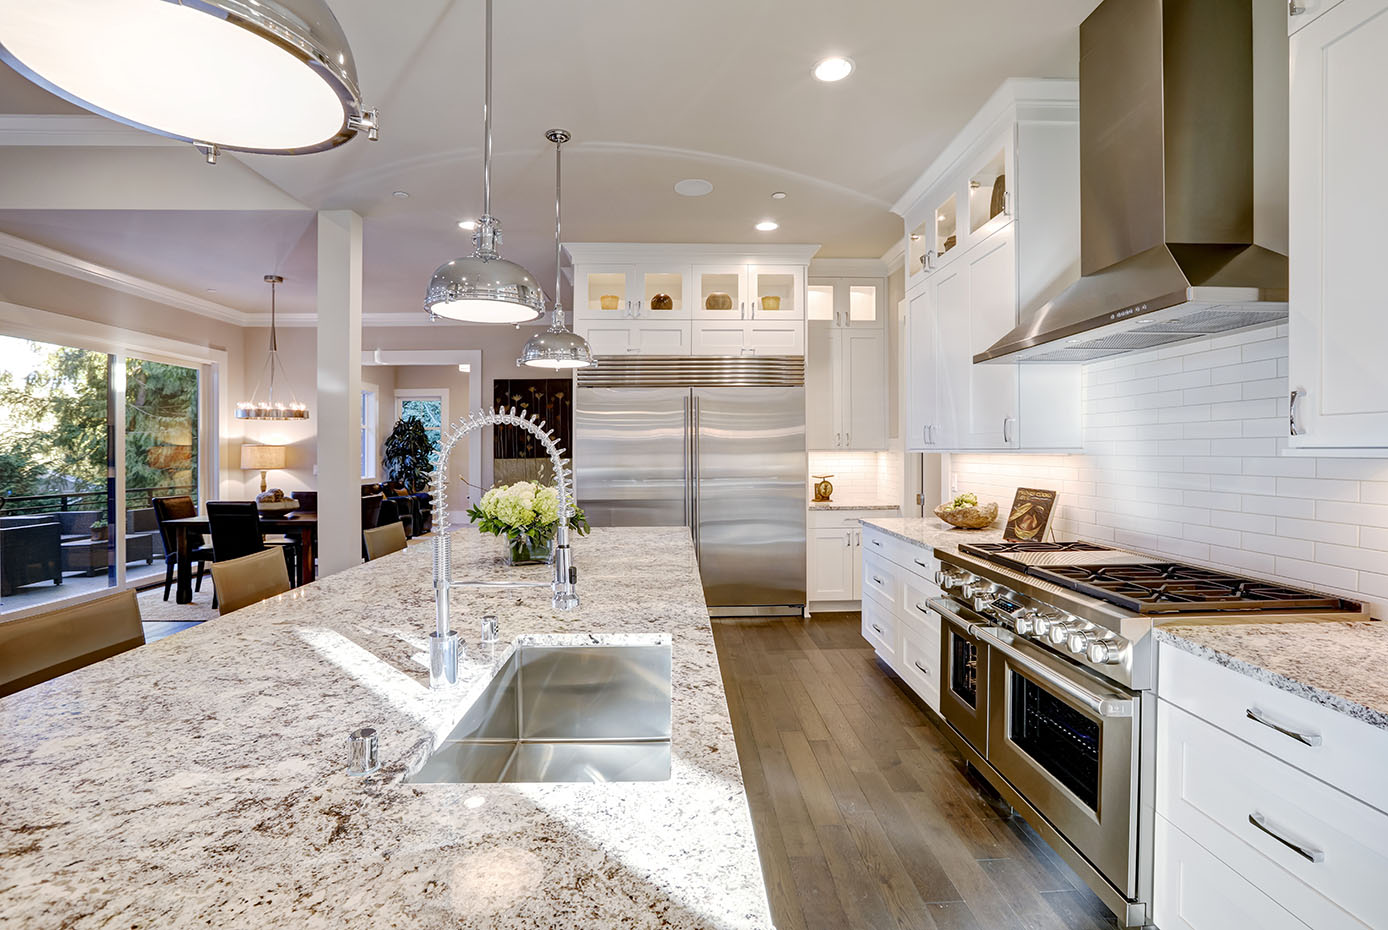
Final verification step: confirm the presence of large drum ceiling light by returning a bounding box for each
[0,0,377,156]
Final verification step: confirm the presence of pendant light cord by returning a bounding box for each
[482,0,493,221]
[553,133,563,329]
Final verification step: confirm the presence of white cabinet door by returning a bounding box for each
[691,321,748,356]
[806,320,837,449]
[746,319,804,355]
[576,265,638,320]
[961,224,1020,449]
[749,264,804,323]
[905,287,938,452]
[841,328,887,450]
[581,321,691,355]
[692,264,749,321]
[1288,0,1388,448]
[1289,0,1345,33]
[930,261,970,449]
[808,528,854,601]
[630,263,693,321]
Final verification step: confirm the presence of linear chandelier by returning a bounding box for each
[237,275,308,421]
[0,0,378,159]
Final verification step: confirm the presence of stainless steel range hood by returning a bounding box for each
[977,0,1288,364]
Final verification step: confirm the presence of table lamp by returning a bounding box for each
[240,444,286,493]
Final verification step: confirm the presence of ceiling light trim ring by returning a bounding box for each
[0,0,375,155]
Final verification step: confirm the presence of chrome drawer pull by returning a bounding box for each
[871,623,883,634]
[913,558,928,568]
[915,602,930,614]
[1248,812,1324,863]
[871,539,882,547]
[1246,707,1322,747]
[872,575,883,584]
[913,661,930,677]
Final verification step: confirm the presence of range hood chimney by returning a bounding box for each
[977,0,1288,364]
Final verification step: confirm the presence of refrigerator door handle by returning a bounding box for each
[683,395,692,526]
[691,395,701,556]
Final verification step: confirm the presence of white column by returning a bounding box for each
[316,210,363,576]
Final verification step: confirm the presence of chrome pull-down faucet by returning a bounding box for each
[427,407,580,688]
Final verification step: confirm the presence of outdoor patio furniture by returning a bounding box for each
[127,508,166,559]
[54,510,102,541]
[0,588,144,697]
[60,532,156,576]
[0,520,62,597]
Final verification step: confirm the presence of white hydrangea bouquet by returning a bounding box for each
[466,480,590,565]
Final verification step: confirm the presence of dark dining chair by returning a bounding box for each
[206,501,297,585]
[152,495,212,602]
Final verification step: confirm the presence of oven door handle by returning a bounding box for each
[978,627,1135,719]
[928,597,985,637]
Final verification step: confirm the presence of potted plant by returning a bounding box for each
[466,481,590,565]
[89,516,109,541]
[382,416,435,494]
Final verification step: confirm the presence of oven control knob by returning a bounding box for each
[1030,613,1056,637]
[1047,621,1078,645]
[938,571,972,592]
[1066,629,1096,654]
[1012,609,1039,635]
[1087,638,1124,664]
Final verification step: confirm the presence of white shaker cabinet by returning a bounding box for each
[807,276,887,451]
[808,527,858,601]
[1287,0,1388,448]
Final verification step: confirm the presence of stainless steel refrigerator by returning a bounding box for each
[575,357,806,616]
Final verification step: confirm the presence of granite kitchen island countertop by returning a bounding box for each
[0,526,771,930]
[1156,619,1388,730]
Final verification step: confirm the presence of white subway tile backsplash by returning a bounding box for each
[950,329,1388,616]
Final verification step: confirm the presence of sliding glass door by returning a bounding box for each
[0,336,203,614]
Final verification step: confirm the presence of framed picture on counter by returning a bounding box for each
[1004,488,1058,542]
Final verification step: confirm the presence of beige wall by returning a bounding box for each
[238,325,316,496]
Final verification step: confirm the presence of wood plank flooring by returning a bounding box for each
[711,611,1120,930]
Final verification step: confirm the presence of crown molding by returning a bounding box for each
[0,230,250,325]
[879,239,906,275]
[563,242,822,266]
[0,114,182,147]
[808,257,890,278]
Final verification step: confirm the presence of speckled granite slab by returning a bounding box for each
[1157,621,1388,730]
[807,502,900,512]
[859,516,1007,552]
[0,526,772,929]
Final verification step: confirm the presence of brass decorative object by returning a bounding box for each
[650,293,673,311]
[760,295,781,312]
[600,294,621,310]
[812,475,834,503]
[705,292,733,310]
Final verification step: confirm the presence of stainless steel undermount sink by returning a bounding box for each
[406,643,672,784]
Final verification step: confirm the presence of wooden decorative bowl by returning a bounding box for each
[933,501,998,529]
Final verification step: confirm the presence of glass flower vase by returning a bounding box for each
[505,535,555,566]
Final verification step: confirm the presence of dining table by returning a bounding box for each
[165,511,317,604]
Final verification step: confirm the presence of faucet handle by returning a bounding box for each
[480,615,499,644]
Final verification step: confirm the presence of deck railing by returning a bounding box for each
[0,485,197,516]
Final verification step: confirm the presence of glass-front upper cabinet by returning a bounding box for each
[934,193,959,263]
[693,265,747,320]
[807,284,835,322]
[581,265,636,320]
[908,221,931,282]
[636,265,690,319]
[808,279,882,329]
[750,265,803,320]
[966,134,1014,244]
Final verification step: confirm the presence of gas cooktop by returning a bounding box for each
[1029,562,1355,614]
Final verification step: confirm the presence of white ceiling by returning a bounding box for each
[0,0,1100,318]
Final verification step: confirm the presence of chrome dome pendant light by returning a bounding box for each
[237,275,309,420]
[519,130,596,370]
[424,0,544,324]
[0,0,378,158]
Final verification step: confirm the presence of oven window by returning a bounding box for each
[950,632,978,708]
[1010,672,1100,810]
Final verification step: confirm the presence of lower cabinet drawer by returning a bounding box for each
[1158,700,1388,930]
[897,619,941,712]
[861,589,897,664]
[1154,815,1310,930]
[902,574,942,625]
[1158,642,1388,814]
[860,553,901,610]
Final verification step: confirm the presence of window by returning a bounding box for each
[360,388,377,479]
[394,390,448,466]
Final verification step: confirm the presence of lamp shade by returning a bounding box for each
[240,444,286,471]
[0,0,375,154]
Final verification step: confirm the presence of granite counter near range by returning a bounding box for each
[858,515,1006,551]
[1156,619,1388,731]
[0,526,771,930]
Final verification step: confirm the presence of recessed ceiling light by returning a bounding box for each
[457,219,476,230]
[674,178,714,197]
[756,220,779,232]
[392,190,409,199]
[909,235,921,241]
[938,213,947,221]
[457,363,471,373]
[771,191,787,200]
[813,56,854,82]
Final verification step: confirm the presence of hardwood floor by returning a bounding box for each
[711,611,1119,930]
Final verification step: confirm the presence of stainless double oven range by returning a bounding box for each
[929,540,1362,928]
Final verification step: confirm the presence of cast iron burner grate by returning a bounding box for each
[1029,563,1347,614]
